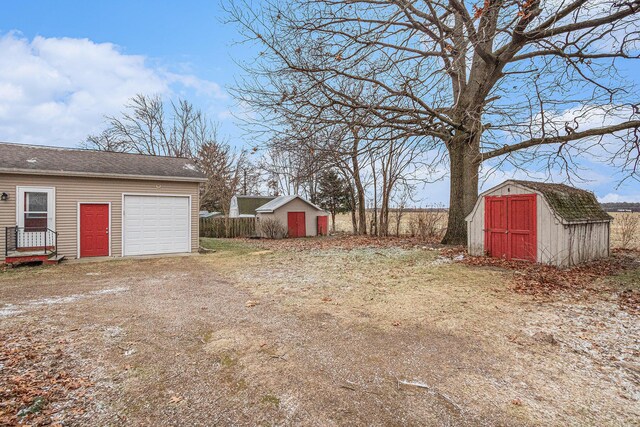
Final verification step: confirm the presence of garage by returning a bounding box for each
[123,195,191,256]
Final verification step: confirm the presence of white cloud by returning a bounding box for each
[599,192,640,203]
[0,32,225,146]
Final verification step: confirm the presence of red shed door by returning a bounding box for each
[317,216,328,236]
[80,204,109,257]
[507,195,537,261]
[484,196,508,258]
[287,212,306,238]
[484,194,536,262]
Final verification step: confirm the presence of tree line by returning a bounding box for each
[84,93,419,236]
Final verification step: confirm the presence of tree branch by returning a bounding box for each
[482,120,640,160]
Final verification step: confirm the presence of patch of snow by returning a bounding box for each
[29,295,82,306]
[182,163,197,171]
[431,256,452,266]
[104,326,123,338]
[0,304,25,318]
[91,287,128,295]
[26,158,37,163]
[0,287,130,318]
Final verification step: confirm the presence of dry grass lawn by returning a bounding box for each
[0,238,638,426]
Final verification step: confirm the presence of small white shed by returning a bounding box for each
[255,195,328,238]
[466,180,612,267]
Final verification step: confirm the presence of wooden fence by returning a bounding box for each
[200,217,257,238]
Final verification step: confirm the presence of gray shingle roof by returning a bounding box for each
[511,180,612,223]
[256,195,324,213]
[0,142,206,181]
[236,195,277,215]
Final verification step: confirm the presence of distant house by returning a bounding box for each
[466,180,612,267]
[199,210,223,219]
[256,195,328,238]
[229,195,276,217]
[1,142,206,264]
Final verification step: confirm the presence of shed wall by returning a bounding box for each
[565,222,609,266]
[256,198,325,237]
[0,173,200,259]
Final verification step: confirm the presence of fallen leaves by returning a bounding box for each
[618,289,640,315]
[441,247,639,314]
[0,332,95,426]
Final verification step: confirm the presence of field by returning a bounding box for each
[1,237,639,426]
[334,211,640,248]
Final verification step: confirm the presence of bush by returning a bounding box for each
[617,212,640,249]
[258,218,287,239]
[407,208,447,242]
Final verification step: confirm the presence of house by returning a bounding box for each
[466,180,612,267]
[1,142,206,264]
[229,195,276,217]
[255,195,328,237]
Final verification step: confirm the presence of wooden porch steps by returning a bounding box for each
[4,253,65,266]
[44,255,65,265]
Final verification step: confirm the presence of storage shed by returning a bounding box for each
[466,180,612,267]
[255,195,328,238]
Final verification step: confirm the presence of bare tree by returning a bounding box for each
[226,0,640,244]
[199,143,256,215]
[85,93,248,214]
[85,94,212,158]
[260,130,329,199]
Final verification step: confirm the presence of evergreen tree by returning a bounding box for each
[317,169,350,232]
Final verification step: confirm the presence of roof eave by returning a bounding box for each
[0,167,208,183]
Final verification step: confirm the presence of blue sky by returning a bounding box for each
[0,1,638,204]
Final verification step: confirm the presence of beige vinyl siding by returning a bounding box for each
[256,198,327,237]
[466,181,610,266]
[0,173,200,260]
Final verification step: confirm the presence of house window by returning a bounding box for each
[24,192,48,231]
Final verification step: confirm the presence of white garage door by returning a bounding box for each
[123,195,190,256]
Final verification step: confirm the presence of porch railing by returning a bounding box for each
[4,226,57,257]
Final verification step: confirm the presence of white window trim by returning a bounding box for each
[16,186,56,231]
[77,202,112,259]
[121,193,192,257]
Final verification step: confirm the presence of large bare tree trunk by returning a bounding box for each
[441,133,480,245]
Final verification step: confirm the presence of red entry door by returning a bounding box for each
[484,194,536,262]
[287,212,306,238]
[317,216,328,236]
[80,204,110,257]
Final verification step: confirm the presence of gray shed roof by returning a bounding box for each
[0,142,207,182]
[235,195,277,215]
[510,180,612,223]
[256,195,324,213]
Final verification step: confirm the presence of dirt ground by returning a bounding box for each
[1,238,639,426]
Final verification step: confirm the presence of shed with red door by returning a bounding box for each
[255,195,328,238]
[465,180,612,267]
